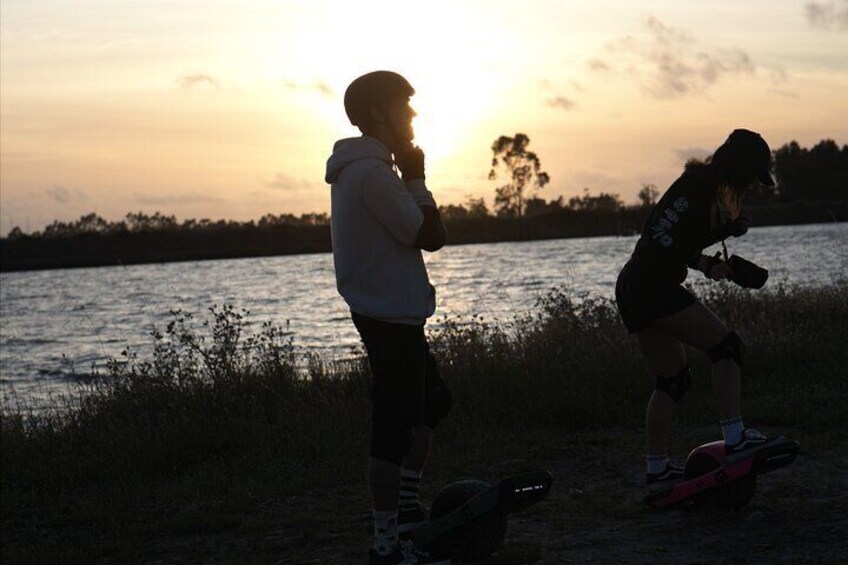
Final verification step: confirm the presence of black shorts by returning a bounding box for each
[615,259,696,333]
[352,312,452,462]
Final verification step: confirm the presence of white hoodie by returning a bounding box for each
[325,136,438,325]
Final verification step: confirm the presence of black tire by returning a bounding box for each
[684,452,757,511]
[430,480,508,561]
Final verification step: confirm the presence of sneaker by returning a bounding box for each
[725,428,769,456]
[646,463,684,493]
[368,540,451,564]
[398,502,429,536]
[399,539,451,565]
[370,546,403,565]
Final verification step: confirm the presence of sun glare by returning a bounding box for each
[406,60,500,167]
[411,88,478,164]
[266,1,503,168]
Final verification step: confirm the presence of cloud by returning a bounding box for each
[770,88,801,100]
[767,66,789,84]
[599,16,758,98]
[264,173,320,192]
[133,192,223,205]
[806,1,848,30]
[176,74,221,90]
[282,79,334,97]
[673,147,712,164]
[45,186,87,204]
[546,96,576,111]
[587,59,611,72]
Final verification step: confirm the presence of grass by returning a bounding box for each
[2,284,847,563]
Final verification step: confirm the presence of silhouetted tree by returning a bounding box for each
[465,196,490,218]
[568,188,623,212]
[774,139,848,202]
[637,184,659,208]
[300,212,329,225]
[489,133,550,217]
[75,213,110,233]
[525,196,565,216]
[126,211,177,232]
[438,204,470,221]
[42,220,73,238]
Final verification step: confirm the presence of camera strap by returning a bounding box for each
[716,201,730,261]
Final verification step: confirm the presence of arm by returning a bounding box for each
[360,165,424,246]
[688,252,721,275]
[688,252,733,281]
[704,214,752,247]
[644,175,718,266]
[416,206,447,252]
[396,146,447,252]
[405,179,447,251]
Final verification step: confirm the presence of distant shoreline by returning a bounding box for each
[2,202,846,273]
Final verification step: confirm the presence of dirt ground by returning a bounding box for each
[133,426,847,565]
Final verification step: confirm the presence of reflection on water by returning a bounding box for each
[1,223,846,405]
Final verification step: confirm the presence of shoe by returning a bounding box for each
[646,463,684,493]
[398,502,429,536]
[368,540,451,564]
[370,546,403,565]
[725,428,769,456]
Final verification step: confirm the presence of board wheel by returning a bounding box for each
[429,479,508,560]
[684,452,756,511]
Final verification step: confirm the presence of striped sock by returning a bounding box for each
[399,468,422,512]
[647,454,669,475]
[372,510,398,556]
[721,416,744,445]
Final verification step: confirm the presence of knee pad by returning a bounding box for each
[655,366,692,403]
[707,331,745,367]
[370,425,414,466]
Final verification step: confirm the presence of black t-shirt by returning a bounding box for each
[630,166,722,285]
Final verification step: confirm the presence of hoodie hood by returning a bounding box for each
[325,136,392,184]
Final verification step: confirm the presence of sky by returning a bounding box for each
[1,0,847,235]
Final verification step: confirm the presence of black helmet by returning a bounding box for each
[711,129,775,187]
[343,70,415,127]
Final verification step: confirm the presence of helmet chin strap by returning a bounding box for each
[371,114,409,155]
[388,119,413,154]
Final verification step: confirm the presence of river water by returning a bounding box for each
[1,223,845,407]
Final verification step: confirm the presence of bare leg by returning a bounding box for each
[636,327,687,456]
[650,301,741,420]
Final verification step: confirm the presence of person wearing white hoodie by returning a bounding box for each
[325,71,451,565]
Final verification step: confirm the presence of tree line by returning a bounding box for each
[1,137,845,271]
[4,211,331,241]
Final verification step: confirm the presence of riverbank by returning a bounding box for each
[2,285,846,563]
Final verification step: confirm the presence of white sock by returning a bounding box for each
[721,416,744,445]
[646,454,669,475]
[373,510,398,556]
[399,468,423,512]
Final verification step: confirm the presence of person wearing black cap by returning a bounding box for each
[614,129,776,493]
[325,70,451,565]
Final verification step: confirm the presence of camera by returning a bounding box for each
[726,255,768,289]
